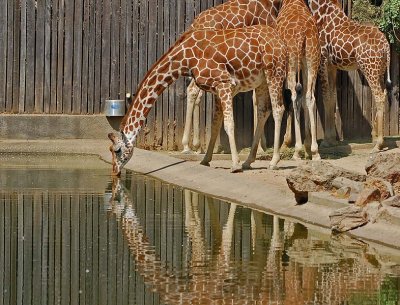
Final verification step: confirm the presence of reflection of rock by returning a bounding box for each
[286,161,366,204]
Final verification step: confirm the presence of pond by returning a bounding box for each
[0,154,400,305]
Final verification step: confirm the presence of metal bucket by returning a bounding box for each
[104,99,125,116]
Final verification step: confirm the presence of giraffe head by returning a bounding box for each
[108,132,134,176]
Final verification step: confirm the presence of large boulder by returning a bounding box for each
[286,161,366,204]
[365,153,400,187]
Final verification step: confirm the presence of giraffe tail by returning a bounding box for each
[385,42,392,91]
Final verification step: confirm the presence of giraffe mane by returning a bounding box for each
[120,29,195,130]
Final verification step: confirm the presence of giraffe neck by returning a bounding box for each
[119,36,190,145]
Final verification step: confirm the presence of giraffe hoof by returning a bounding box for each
[231,165,243,173]
[242,162,252,170]
[269,164,278,170]
[181,148,194,154]
[200,160,210,167]
[312,153,321,161]
[292,153,302,161]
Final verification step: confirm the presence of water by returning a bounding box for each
[0,154,400,305]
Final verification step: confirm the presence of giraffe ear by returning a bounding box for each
[108,133,117,143]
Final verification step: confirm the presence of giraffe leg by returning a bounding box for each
[360,67,387,152]
[320,64,338,147]
[182,79,203,154]
[286,66,303,160]
[192,89,203,153]
[200,98,223,167]
[243,83,271,169]
[253,89,267,152]
[303,64,320,161]
[281,98,293,150]
[216,84,242,173]
[267,77,285,170]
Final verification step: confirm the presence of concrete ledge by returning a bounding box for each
[0,114,121,139]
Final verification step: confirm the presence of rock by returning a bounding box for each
[382,195,400,207]
[329,205,368,232]
[332,177,363,193]
[364,177,394,200]
[348,189,360,204]
[355,188,381,207]
[365,153,400,185]
[333,186,351,199]
[286,161,366,204]
[363,201,384,223]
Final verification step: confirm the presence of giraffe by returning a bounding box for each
[277,0,321,160]
[181,0,281,154]
[108,25,287,176]
[307,0,392,151]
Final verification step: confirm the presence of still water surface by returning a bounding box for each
[0,154,400,305]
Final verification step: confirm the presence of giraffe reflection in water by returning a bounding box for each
[108,177,398,305]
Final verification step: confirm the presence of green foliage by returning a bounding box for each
[379,0,400,51]
[352,0,400,52]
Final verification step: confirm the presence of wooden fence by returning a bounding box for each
[0,0,399,150]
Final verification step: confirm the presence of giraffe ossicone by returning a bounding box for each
[108,25,287,176]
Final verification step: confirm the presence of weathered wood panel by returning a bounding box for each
[0,0,399,150]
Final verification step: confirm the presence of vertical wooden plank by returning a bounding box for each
[87,0,96,114]
[61,196,71,305]
[71,195,80,304]
[10,194,19,304]
[56,0,65,113]
[155,0,164,147]
[25,0,36,113]
[79,195,86,305]
[146,0,158,148]
[12,0,21,113]
[363,73,373,138]
[100,0,112,113]
[174,0,186,151]
[50,0,59,113]
[162,1,170,149]
[124,0,132,99]
[43,0,51,113]
[347,71,356,139]
[6,0,13,112]
[110,0,121,99]
[72,0,83,114]
[340,71,348,138]
[19,0,27,112]
[94,0,103,114]
[81,0,90,114]
[389,49,399,135]
[119,0,127,100]
[167,1,176,151]
[32,194,43,305]
[63,0,75,114]
[23,195,33,305]
[35,0,45,113]
[0,0,6,111]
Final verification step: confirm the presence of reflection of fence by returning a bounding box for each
[0,173,394,304]
[0,1,399,149]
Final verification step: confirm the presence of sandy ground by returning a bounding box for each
[1,138,400,251]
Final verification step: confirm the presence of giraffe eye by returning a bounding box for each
[114,147,122,154]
